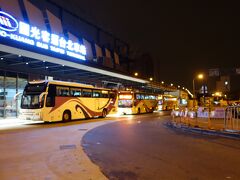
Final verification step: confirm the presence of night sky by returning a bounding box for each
[53,0,240,89]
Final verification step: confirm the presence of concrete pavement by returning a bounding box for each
[0,118,114,180]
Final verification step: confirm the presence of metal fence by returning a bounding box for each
[171,105,240,133]
[224,105,240,132]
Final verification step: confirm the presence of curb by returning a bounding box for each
[166,121,240,139]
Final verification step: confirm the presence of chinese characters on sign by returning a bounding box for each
[0,11,86,60]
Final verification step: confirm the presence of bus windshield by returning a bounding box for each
[21,94,42,109]
[118,99,133,108]
[21,83,47,109]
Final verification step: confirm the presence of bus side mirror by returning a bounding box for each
[39,92,48,106]
[39,92,47,101]
[134,100,138,106]
[14,92,23,101]
[110,93,116,99]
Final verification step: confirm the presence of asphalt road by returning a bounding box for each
[82,113,240,180]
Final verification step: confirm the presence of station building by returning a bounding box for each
[0,0,153,119]
[0,0,178,119]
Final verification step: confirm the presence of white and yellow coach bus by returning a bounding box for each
[19,80,117,122]
[118,91,158,115]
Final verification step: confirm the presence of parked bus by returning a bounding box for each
[118,91,158,115]
[19,80,117,122]
[157,94,178,110]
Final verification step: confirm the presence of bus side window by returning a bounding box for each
[136,94,141,100]
[101,90,109,98]
[74,89,81,97]
[70,88,80,97]
[82,89,92,97]
[93,90,101,97]
[149,95,155,99]
[46,84,56,107]
[57,86,69,96]
[56,87,61,96]
[62,89,69,96]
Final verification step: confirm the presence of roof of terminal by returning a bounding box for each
[0,44,177,93]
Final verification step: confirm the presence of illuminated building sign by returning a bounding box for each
[0,11,86,60]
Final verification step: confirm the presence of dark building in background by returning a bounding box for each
[129,53,154,79]
[207,68,240,99]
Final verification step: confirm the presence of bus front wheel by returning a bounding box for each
[101,109,107,118]
[150,107,154,113]
[62,110,71,122]
[137,108,141,114]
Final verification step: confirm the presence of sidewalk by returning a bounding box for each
[0,117,31,124]
[0,117,43,129]
[0,118,112,180]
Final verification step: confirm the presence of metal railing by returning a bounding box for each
[171,107,224,131]
[171,105,240,133]
[224,105,240,132]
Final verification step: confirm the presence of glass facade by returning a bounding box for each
[0,71,28,119]
[0,72,4,118]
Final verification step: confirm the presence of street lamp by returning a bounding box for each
[149,77,153,81]
[134,72,138,76]
[192,73,204,99]
[198,74,203,79]
[224,80,229,100]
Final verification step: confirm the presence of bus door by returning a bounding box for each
[93,90,101,112]
[95,99,100,111]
